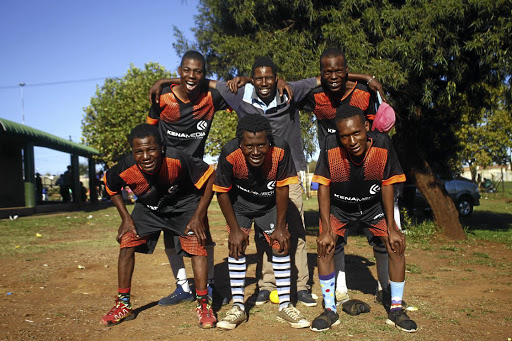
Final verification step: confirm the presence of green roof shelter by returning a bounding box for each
[0,118,100,208]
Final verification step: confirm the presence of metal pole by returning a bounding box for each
[19,82,26,124]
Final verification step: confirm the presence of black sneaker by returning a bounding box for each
[375,289,407,309]
[297,290,317,307]
[310,309,340,332]
[255,289,271,306]
[386,309,418,333]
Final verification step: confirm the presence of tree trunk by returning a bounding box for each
[411,162,466,240]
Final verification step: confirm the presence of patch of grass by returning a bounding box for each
[440,246,461,252]
[404,220,440,242]
[406,263,421,274]
[473,252,490,258]
[438,267,453,272]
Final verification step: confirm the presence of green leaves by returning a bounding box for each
[81,63,173,166]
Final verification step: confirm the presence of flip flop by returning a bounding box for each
[342,299,371,316]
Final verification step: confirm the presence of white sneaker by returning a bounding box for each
[335,290,350,306]
[276,304,310,328]
[217,305,247,330]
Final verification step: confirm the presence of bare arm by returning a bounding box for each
[185,171,216,246]
[112,193,137,243]
[149,78,215,104]
[382,184,405,255]
[217,191,249,260]
[316,184,335,257]
[269,185,291,254]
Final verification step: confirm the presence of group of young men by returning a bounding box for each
[99,48,418,333]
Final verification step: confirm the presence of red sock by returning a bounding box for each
[196,289,208,299]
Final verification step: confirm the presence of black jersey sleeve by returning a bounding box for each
[176,150,214,190]
[275,139,298,187]
[103,162,127,196]
[312,143,331,186]
[297,87,317,112]
[380,134,406,185]
[212,143,234,193]
[210,87,231,112]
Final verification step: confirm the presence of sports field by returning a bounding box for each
[0,186,511,340]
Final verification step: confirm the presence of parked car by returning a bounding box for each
[400,177,481,217]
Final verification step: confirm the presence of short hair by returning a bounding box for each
[251,56,278,77]
[236,115,274,144]
[128,124,162,147]
[335,104,365,124]
[320,47,347,70]
[181,50,206,73]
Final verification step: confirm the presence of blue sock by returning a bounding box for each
[390,280,405,312]
[319,272,336,312]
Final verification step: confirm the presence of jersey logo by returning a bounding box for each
[168,185,178,193]
[267,181,276,190]
[369,184,381,195]
[264,223,275,235]
[197,120,208,130]
[327,128,336,133]
[373,212,385,220]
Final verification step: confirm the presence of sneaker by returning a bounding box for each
[208,284,230,306]
[276,304,310,328]
[255,289,271,306]
[375,289,407,309]
[158,284,194,306]
[196,298,217,329]
[297,290,317,307]
[335,290,350,306]
[217,305,247,330]
[310,309,340,332]
[386,309,418,333]
[100,298,135,326]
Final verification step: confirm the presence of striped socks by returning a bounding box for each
[228,256,247,310]
[272,254,291,310]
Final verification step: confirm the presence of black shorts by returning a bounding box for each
[230,208,281,250]
[128,203,209,256]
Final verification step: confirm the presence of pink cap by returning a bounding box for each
[372,102,396,132]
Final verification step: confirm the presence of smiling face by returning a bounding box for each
[336,115,370,158]
[252,66,277,104]
[240,130,270,167]
[131,135,162,174]
[178,58,205,98]
[320,55,348,95]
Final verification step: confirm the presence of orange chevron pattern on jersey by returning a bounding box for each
[262,146,284,180]
[328,147,350,182]
[226,149,249,179]
[313,92,337,120]
[192,92,215,121]
[319,214,348,236]
[159,158,182,184]
[364,147,388,181]
[349,89,370,111]
[159,92,181,122]
[119,165,150,196]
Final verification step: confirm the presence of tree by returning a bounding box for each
[174,0,511,239]
[82,63,173,166]
[457,84,512,181]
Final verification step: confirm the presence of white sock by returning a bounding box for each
[165,248,190,292]
[334,246,348,293]
[374,245,389,292]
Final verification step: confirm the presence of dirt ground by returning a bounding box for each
[1,207,511,341]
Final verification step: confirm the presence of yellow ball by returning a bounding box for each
[270,290,279,304]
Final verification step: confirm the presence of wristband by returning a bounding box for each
[367,75,376,85]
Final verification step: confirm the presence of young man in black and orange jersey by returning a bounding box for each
[299,48,390,308]
[310,105,417,333]
[147,51,230,306]
[213,115,310,330]
[100,124,217,329]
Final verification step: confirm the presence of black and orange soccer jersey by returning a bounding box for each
[104,148,213,214]
[312,131,405,216]
[300,82,376,150]
[147,84,229,159]
[213,136,298,214]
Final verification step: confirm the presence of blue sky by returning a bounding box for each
[0,0,199,175]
